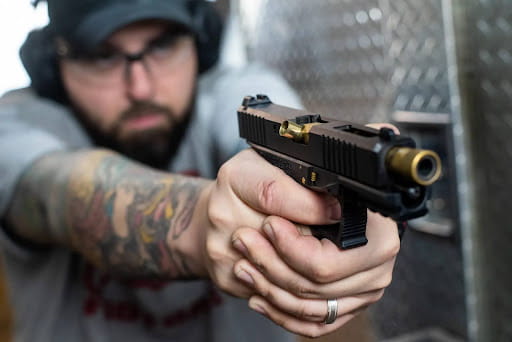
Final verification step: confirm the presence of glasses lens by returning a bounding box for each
[145,36,194,74]
[61,35,194,87]
[63,51,125,86]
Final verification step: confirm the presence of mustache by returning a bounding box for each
[119,101,175,121]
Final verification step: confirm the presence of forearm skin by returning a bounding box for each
[6,149,212,279]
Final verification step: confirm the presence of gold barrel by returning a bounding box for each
[386,147,442,186]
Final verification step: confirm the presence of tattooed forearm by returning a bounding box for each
[170,181,202,240]
[6,149,210,279]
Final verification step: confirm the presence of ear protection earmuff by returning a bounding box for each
[20,25,67,103]
[189,0,224,73]
[20,0,224,104]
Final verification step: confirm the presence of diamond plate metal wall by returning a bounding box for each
[370,1,467,340]
[243,0,390,123]
[452,1,512,340]
[382,0,451,114]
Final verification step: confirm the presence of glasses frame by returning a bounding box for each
[55,28,195,86]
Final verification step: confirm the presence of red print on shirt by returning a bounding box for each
[179,169,200,177]
[82,264,223,328]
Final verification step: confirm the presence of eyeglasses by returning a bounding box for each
[57,32,195,86]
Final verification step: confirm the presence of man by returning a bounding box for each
[0,0,400,341]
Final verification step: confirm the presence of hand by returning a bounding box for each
[203,148,342,298]
[232,213,399,337]
[203,122,400,337]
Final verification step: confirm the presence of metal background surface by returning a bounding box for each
[375,0,467,339]
[244,0,390,123]
[237,0,512,340]
[381,0,451,114]
[451,0,512,340]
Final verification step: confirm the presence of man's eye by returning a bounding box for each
[151,38,177,53]
[148,35,187,57]
[84,52,123,69]
[93,51,120,62]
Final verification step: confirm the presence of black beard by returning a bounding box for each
[72,97,195,170]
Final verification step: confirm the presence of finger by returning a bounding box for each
[248,295,362,338]
[366,123,400,134]
[206,248,255,298]
[233,227,396,299]
[208,177,267,230]
[262,213,400,283]
[221,149,341,225]
[205,226,261,298]
[235,258,385,322]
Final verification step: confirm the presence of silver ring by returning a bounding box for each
[324,299,338,324]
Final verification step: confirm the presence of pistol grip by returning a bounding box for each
[249,143,369,249]
[312,191,368,249]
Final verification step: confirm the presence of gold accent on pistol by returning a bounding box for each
[386,147,442,186]
[279,121,321,144]
[311,172,317,182]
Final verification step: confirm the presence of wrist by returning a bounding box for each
[170,179,214,278]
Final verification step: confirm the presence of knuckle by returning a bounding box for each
[295,302,308,319]
[257,180,280,212]
[302,326,324,339]
[207,206,222,228]
[207,197,230,229]
[205,238,225,264]
[377,272,393,289]
[311,263,334,283]
[253,259,267,273]
[251,272,270,298]
[259,285,271,299]
[387,237,401,259]
[377,236,400,264]
[272,315,286,329]
[295,302,321,321]
[373,289,386,302]
[287,278,317,297]
[216,160,234,183]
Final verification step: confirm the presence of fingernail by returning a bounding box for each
[232,239,249,257]
[263,223,275,242]
[329,201,342,220]
[236,267,254,286]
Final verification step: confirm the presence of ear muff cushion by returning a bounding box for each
[190,1,224,73]
[19,26,68,103]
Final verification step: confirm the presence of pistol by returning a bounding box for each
[237,95,442,249]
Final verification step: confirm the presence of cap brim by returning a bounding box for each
[73,2,194,50]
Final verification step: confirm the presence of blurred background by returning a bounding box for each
[0,1,48,96]
[1,0,511,341]
[0,3,49,341]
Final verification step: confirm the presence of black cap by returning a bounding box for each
[40,0,197,50]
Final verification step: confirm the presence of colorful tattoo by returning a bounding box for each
[7,150,208,279]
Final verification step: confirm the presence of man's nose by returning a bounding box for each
[125,61,155,101]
